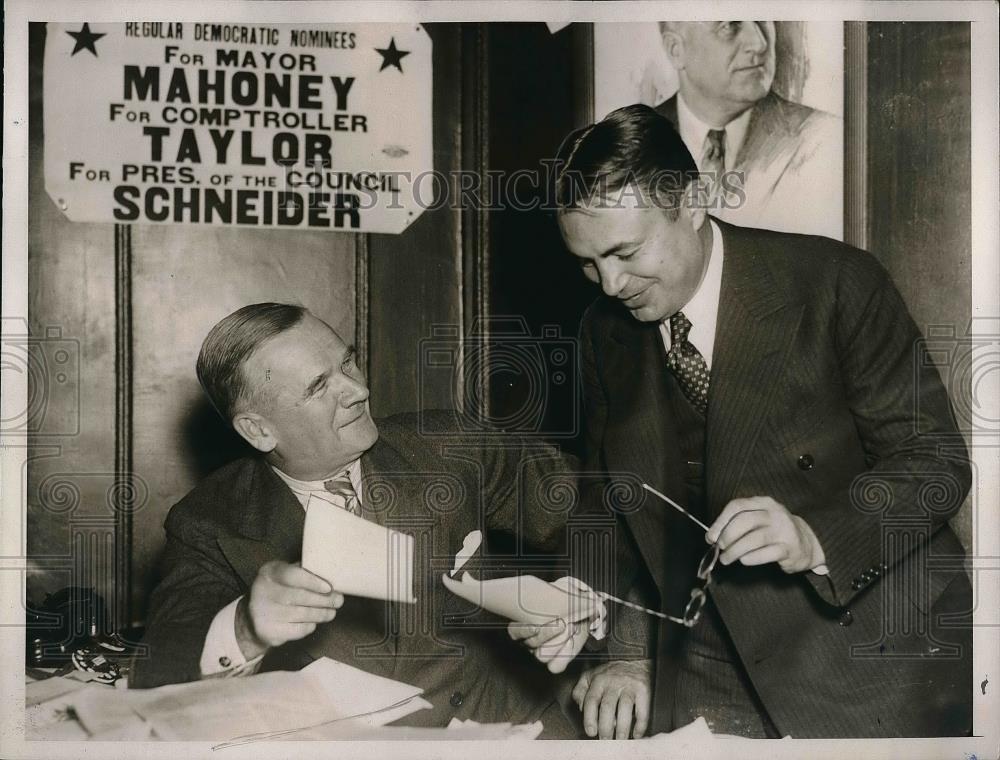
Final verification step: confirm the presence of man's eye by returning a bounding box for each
[718,21,739,36]
[342,356,357,372]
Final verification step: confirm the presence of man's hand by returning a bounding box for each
[706,496,825,574]
[507,618,591,674]
[572,659,652,739]
[235,561,344,660]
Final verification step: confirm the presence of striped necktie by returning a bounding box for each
[701,128,727,206]
[322,471,361,516]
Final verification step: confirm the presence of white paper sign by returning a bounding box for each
[302,495,416,603]
[44,22,432,233]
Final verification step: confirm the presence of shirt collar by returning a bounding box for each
[676,92,754,172]
[659,219,725,369]
[272,458,363,510]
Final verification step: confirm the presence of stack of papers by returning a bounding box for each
[62,658,429,742]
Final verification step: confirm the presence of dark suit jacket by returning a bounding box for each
[131,411,582,730]
[581,220,972,737]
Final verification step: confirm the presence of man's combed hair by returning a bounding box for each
[196,303,307,422]
[554,104,699,215]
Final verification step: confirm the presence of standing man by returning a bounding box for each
[130,303,586,736]
[523,105,971,739]
[657,21,842,238]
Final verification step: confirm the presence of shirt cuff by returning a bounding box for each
[200,596,263,677]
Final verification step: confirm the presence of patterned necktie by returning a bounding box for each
[665,311,710,414]
[322,471,361,516]
[701,128,727,206]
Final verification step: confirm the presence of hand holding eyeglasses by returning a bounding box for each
[706,496,826,574]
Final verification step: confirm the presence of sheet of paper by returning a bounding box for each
[450,529,482,576]
[441,572,601,625]
[296,720,541,741]
[70,657,429,742]
[302,494,417,603]
[645,716,714,744]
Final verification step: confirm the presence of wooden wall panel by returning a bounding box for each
[26,23,120,615]
[367,23,465,419]
[866,22,972,336]
[865,22,972,548]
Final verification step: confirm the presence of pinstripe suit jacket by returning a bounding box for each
[581,220,972,737]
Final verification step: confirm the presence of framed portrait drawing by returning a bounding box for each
[593,21,844,240]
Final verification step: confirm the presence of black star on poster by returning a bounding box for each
[66,23,106,57]
[375,38,410,72]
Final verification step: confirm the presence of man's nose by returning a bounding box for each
[338,375,370,406]
[597,261,627,297]
[740,21,768,54]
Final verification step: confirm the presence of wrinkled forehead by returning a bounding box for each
[244,316,344,384]
[678,20,776,42]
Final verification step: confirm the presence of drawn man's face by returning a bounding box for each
[668,21,776,116]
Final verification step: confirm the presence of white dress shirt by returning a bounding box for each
[676,93,753,173]
[658,219,724,367]
[199,459,364,677]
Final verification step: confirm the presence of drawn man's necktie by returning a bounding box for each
[665,311,710,414]
[701,128,727,207]
[322,471,361,516]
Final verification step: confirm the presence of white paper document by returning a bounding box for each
[302,494,417,603]
[450,528,482,576]
[442,572,602,625]
[68,657,430,742]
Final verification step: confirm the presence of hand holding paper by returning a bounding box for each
[238,560,344,657]
[302,494,416,603]
[504,576,606,673]
[441,530,607,674]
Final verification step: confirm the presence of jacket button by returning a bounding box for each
[449,691,464,708]
[838,610,854,626]
[797,454,814,471]
[219,656,231,668]
[851,579,862,590]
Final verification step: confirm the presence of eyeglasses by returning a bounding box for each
[670,542,720,627]
[594,483,722,627]
[600,542,719,628]
[638,482,720,627]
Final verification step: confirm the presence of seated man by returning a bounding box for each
[130,303,587,737]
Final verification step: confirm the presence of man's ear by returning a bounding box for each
[232,411,276,453]
[661,26,686,71]
[682,181,708,231]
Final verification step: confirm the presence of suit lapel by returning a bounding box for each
[602,312,686,590]
[706,221,804,514]
[217,459,305,587]
[735,92,801,178]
